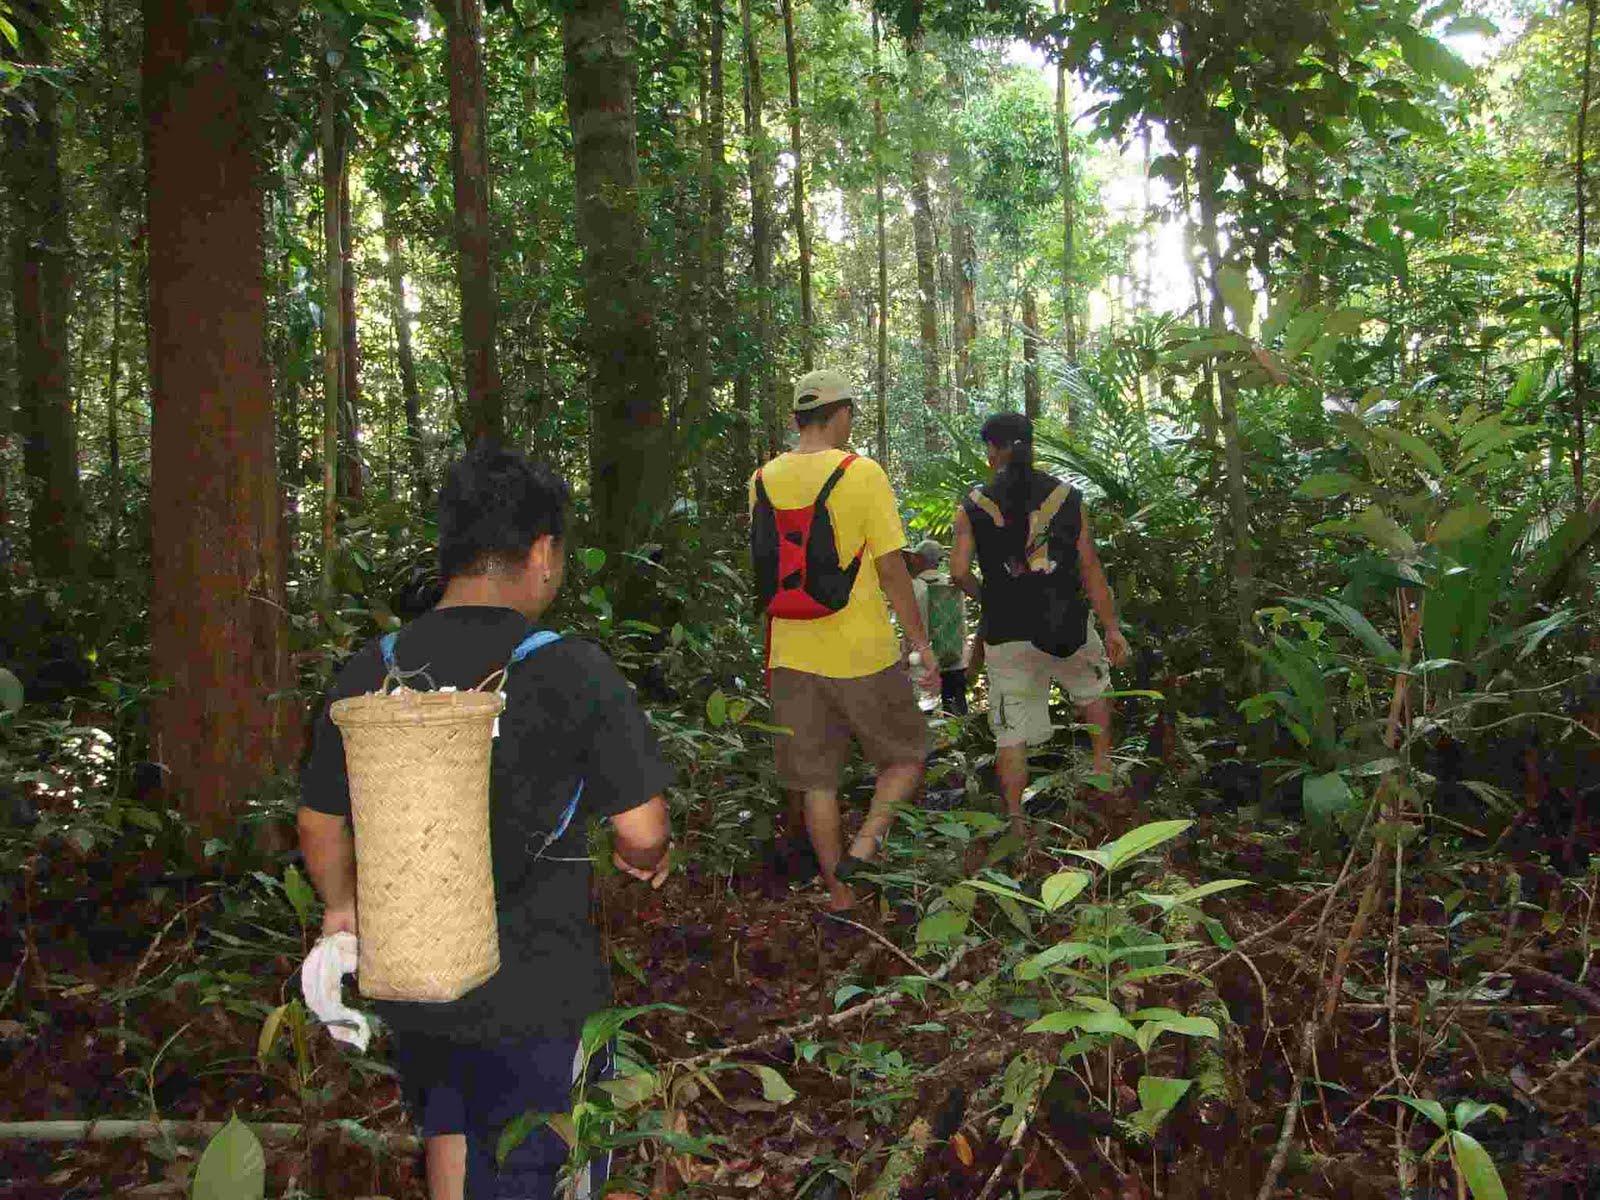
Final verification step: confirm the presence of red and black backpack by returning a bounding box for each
[750,454,863,620]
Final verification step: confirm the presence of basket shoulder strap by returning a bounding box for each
[379,632,399,670]
[508,629,563,665]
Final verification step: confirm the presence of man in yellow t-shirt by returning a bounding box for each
[751,368,938,912]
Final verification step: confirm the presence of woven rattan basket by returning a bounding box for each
[330,686,504,1002]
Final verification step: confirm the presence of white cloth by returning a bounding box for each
[300,931,370,1052]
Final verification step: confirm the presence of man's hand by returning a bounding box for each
[1105,625,1131,668]
[910,645,939,692]
[613,844,672,889]
[322,904,357,938]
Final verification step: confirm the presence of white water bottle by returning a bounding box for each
[909,650,940,713]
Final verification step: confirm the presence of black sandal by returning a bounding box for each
[832,853,873,883]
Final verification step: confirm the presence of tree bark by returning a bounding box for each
[441,0,503,444]
[1022,285,1041,419]
[873,8,889,467]
[780,0,813,369]
[686,0,726,509]
[946,56,978,412]
[319,38,344,611]
[338,140,363,502]
[907,34,941,453]
[5,0,82,579]
[563,0,671,558]
[383,215,428,505]
[102,0,125,558]
[1573,0,1596,498]
[144,0,293,836]
[741,0,782,459]
[1054,0,1079,381]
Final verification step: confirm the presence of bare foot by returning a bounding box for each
[825,880,855,912]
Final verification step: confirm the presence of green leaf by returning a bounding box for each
[1135,1014,1220,1054]
[1451,1101,1507,1131]
[1352,505,1417,557]
[915,907,969,946]
[705,689,728,728]
[1094,819,1193,872]
[495,1111,552,1167]
[283,865,315,929]
[1445,15,1498,36]
[1302,772,1356,829]
[1373,428,1446,478]
[1041,870,1091,912]
[1429,503,1493,546]
[750,1065,797,1105]
[834,983,869,1009]
[1026,1009,1138,1041]
[1015,941,1108,980]
[0,667,23,714]
[1295,473,1364,500]
[1450,1131,1509,1200]
[578,1004,687,1058]
[191,1116,265,1200]
[1135,1075,1192,1119]
[1388,1095,1450,1134]
[581,547,607,572]
[963,877,1046,909]
[1399,28,1476,87]
[1217,265,1255,332]
[257,1005,289,1069]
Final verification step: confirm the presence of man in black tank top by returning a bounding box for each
[950,413,1130,840]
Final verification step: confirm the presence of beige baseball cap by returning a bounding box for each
[793,368,858,412]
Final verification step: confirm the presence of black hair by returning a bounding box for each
[979,411,1036,542]
[437,442,570,581]
[794,397,854,429]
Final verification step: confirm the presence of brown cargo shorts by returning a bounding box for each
[768,663,928,791]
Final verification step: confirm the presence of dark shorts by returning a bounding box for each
[769,663,928,790]
[390,1031,611,1200]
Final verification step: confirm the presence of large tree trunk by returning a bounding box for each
[946,57,978,413]
[145,0,293,836]
[564,0,671,559]
[383,215,428,505]
[780,0,813,369]
[319,42,344,611]
[873,8,889,466]
[441,0,503,444]
[1573,0,1596,498]
[907,35,940,454]
[5,0,81,580]
[741,0,781,459]
[1055,0,1079,383]
[338,141,364,502]
[1022,285,1041,419]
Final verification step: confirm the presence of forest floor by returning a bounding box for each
[2,777,1599,1199]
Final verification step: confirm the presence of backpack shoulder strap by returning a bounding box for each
[508,629,563,666]
[379,631,399,671]
[813,452,859,509]
[967,487,1005,527]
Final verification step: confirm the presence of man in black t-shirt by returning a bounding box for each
[299,445,674,1200]
[950,413,1130,840]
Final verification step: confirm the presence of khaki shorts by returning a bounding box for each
[769,664,928,791]
[985,623,1110,748]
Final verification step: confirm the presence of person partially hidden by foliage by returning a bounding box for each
[951,412,1131,840]
[750,369,939,912]
[298,445,674,1200]
[907,537,973,716]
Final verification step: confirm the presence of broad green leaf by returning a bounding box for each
[1282,310,1326,358]
[750,1065,797,1106]
[599,1070,659,1109]
[1026,1009,1138,1041]
[1136,1075,1192,1117]
[963,877,1046,909]
[497,1111,553,1164]
[705,689,728,727]
[1303,772,1356,829]
[1261,293,1296,342]
[1041,869,1091,912]
[1352,505,1417,557]
[834,983,869,1008]
[1450,1131,1509,1200]
[1217,265,1254,332]
[1389,1094,1450,1134]
[1015,941,1108,980]
[1399,28,1475,87]
[1429,504,1493,546]
[1096,819,1193,872]
[1290,594,1400,664]
[1295,472,1364,500]
[1171,879,1251,906]
[0,667,22,714]
[283,865,315,928]
[257,1005,289,1068]
[1452,1101,1507,1131]
[1373,428,1446,478]
[1445,15,1498,36]
[191,1116,265,1200]
[915,907,969,946]
[579,1004,687,1057]
[581,547,607,572]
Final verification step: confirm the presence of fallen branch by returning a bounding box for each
[1528,1028,1600,1097]
[0,1118,418,1151]
[1512,965,1600,1014]
[1254,1020,1315,1200]
[675,944,975,1071]
[973,1097,1036,1200]
[822,913,935,979]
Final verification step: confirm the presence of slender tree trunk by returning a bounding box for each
[706,0,738,488]
[441,0,503,444]
[779,0,813,368]
[5,0,81,579]
[563,0,671,558]
[907,34,940,453]
[145,0,293,835]
[319,39,344,611]
[383,215,428,504]
[946,56,978,412]
[338,141,363,502]
[741,0,781,459]
[686,0,723,510]
[1574,0,1596,498]
[1022,285,1041,419]
[873,8,889,467]
[102,0,125,559]
[1055,0,1078,381]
